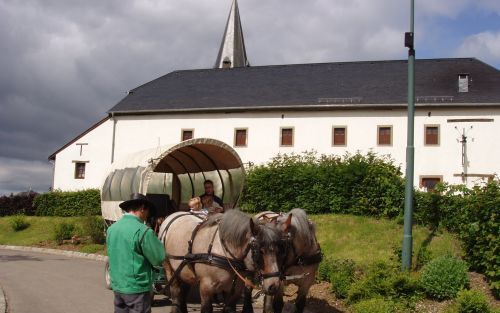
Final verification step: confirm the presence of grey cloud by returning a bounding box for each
[0,0,497,194]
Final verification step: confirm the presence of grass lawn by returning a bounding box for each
[0,214,461,266]
[311,214,463,268]
[0,216,105,254]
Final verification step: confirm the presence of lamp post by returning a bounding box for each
[402,0,415,271]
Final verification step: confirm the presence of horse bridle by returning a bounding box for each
[219,225,286,293]
[256,213,323,281]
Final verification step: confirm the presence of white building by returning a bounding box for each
[49,0,500,193]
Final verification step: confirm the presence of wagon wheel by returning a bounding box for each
[104,260,112,290]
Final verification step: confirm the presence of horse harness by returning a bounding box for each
[160,212,261,289]
[258,212,323,280]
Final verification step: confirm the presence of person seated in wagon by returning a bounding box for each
[199,179,224,210]
[188,196,223,215]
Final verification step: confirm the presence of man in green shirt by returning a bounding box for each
[107,193,166,313]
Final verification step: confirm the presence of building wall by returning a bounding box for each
[52,107,500,191]
[52,119,114,190]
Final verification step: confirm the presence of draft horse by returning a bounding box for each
[160,209,283,313]
[244,208,322,313]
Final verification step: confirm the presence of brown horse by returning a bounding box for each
[160,209,282,313]
[246,209,322,313]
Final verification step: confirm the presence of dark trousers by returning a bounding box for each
[114,291,152,313]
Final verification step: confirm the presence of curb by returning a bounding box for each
[0,245,108,262]
[0,283,6,313]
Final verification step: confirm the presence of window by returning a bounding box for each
[425,125,439,145]
[377,126,392,145]
[280,127,294,146]
[332,126,347,146]
[234,128,247,147]
[458,74,469,93]
[74,162,86,179]
[421,176,442,191]
[181,129,193,141]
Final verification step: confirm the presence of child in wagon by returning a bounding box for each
[189,196,224,215]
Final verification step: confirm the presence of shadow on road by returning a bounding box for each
[0,254,42,262]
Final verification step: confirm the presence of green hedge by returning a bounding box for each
[33,189,100,216]
[414,182,499,298]
[241,152,405,217]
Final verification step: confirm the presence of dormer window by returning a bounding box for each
[458,74,469,93]
[222,57,232,69]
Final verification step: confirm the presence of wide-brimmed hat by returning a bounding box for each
[119,193,156,216]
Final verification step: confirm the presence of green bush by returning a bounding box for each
[317,256,335,282]
[241,152,405,216]
[352,298,396,313]
[0,191,38,216]
[33,189,100,216]
[9,215,30,231]
[416,245,433,270]
[458,182,500,298]
[455,289,491,313]
[53,222,76,244]
[347,261,422,305]
[82,215,105,244]
[329,259,356,299]
[420,256,469,300]
[347,261,395,303]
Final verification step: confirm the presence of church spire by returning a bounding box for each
[214,0,249,69]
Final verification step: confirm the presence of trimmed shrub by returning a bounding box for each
[82,215,105,244]
[0,191,38,216]
[329,259,356,299]
[53,222,76,244]
[455,289,491,313]
[9,215,30,231]
[352,298,396,313]
[34,189,100,216]
[241,151,405,217]
[420,256,469,300]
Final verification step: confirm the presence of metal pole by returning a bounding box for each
[402,0,415,271]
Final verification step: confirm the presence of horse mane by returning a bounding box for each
[204,210,280,250]
[204,210,251,248]
[281,208,316,247]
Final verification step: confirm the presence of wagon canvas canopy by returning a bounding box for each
[101,138,245,221]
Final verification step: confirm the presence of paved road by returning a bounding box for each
[0,249,264,313]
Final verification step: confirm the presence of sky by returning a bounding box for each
[0,0,499,195]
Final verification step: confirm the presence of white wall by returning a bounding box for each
[52,107,500,191]
[52,119,113,190]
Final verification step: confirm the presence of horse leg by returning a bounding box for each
[167,279,186,313]
[263,294,274,313]
[241,287,254,313]
[164,264,188,313]
[199,279,214,313]
[222,284,244,313]
[178,282,190,313]
[272,284,284,313]
[294,276,315,313]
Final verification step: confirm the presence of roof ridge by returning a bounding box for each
[166,57,481,74]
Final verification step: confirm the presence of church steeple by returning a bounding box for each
[214,0,249,69]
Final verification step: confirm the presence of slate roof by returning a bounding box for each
[108,58,500,114]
